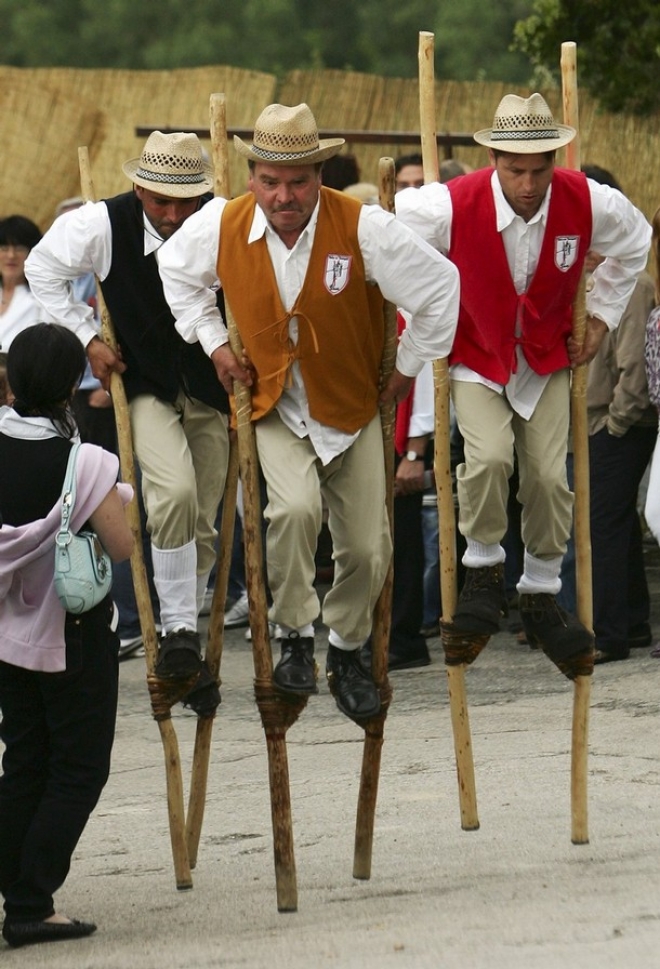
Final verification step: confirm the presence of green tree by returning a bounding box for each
[0,0,536,80]
[434,0,535,83]
[513,0,660,114]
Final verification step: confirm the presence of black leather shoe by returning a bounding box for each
[182,661,221,717]
[3,918,97,947]
[326,645,381,719]
[594,647,630,665]
[155,628,203,679]
[362,640,430,672]
[519,593,594,661]
[272,633,318,695]
[453,564,508,635]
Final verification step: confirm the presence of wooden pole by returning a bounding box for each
[560,41,592,846]
[185,440,238,867]
[78,148,192,889]
[209,93,301,911]
[352,155,396,879]
[419,30,479,831]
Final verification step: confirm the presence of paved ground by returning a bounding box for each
[3,549,660,968]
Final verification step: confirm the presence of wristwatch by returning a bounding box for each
[406,450,424,462]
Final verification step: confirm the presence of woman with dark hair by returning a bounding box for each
[0,323,133,948]
[0,215,45,352]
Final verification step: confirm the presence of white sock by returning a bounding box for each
[279,623,315,640]
[152,541,198,634]
[462,539,506,569]
[196,568,212,618]
[328,630,364,651]
[516,551,562,596]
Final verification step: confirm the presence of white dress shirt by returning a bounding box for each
[158,194,460,464]
[396,171,652,419]
[0,283,46,351]
[24,201,165,350]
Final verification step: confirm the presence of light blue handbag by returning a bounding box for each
[53,443,112,614]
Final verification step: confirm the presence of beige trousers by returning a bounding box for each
[451,369,573,560]
[129,391,229,575]
[255,411,392,642]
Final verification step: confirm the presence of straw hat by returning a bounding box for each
[473,93,575,154]
[122,131,214,198]
[234,103,345,166]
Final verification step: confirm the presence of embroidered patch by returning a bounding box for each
[554,236,580,272]
[324,254,352,295]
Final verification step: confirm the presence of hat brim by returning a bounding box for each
[121,158,214,198]
[473,123,576,154]
[233,135,345,166]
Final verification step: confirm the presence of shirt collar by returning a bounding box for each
[491,169,552,232]
[142,212,165,255]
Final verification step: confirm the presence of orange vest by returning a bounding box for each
[218,187,385,431]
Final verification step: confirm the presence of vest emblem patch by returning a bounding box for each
[554,236,580,272]
[324,254,352,295]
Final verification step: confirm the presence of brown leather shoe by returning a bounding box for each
[453,564,508,635]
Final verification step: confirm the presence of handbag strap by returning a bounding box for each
[58,442,81,540]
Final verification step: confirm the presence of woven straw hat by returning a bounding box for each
[122,131,214,198]
[234,103,345,166]
[473,93,575,154]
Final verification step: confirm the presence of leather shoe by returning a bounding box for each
[326,645,381,719]
[519,593,593,661]
[453,564,508,635]
[182,661,221,717]
[362,640,430,672]
[593,647,630,665]
[3,918,97,947]
[272,633,318,695]
[155,628,203,679]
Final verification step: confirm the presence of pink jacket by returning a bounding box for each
[0,444,132,672]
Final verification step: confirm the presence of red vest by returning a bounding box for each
[447,167,592,382]
[218,188,385,430]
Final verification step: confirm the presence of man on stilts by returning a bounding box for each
[158,102,459,719]
[25,132,230,716]
[396,93,651,667]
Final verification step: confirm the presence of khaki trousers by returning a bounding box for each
[129,392,229,575]
[255,411,392,642]
[451,369,573,559]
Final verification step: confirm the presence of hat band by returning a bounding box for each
[250,143,322,162]
[491,127,560,142]
[134,165,206,185]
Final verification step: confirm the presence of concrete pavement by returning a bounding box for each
[3,551,660,968]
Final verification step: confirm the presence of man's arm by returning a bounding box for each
[358,203,459,397]
[24,202,112,349]
[157,197,252,391]
[586,181,652,331]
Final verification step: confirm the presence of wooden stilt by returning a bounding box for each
[79,147,192,889]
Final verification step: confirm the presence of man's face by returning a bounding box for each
[134,186,200,239]
[395,163,425,193]
[491,151,555,222]
[249,163,321,242]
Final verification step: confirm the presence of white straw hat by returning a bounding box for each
[473,93,575,154]
[122,131,214,197]
[234,103,345,166]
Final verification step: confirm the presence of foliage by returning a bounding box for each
[0,0,534,81]
[513,0,660,114]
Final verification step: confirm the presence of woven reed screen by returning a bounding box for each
[0,65,657,230]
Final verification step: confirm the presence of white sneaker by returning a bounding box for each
[119,635,143,659]
[199,588,214,617]
[225,592,249,628]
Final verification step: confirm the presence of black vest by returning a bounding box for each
[101,192,228,413]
